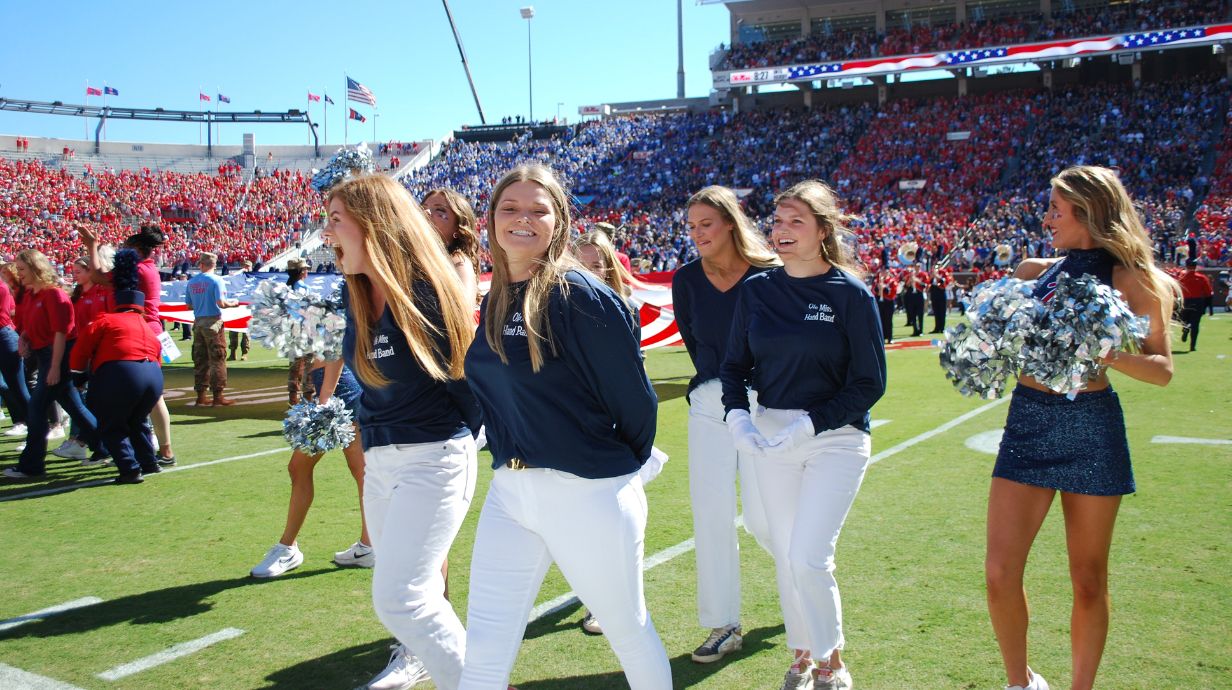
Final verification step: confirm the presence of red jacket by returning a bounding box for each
[70,310,162,373]
[1178,271,1213,300]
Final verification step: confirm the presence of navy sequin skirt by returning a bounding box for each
[309,366,362,414]
[994,384,1134,496]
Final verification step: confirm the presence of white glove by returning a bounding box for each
[637,446,669,486]
[726,409,770,455]
[765,413,815,451]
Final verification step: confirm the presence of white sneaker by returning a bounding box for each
[814,663,853,689]
[778,659,813,690]
[333,541,375,568]
[46,425,65,441]
[52,440,88,460]
[81,454,112,467]
[4,423,26,437]
[250,543,304,578]
[368,644,430,690]
[1007,668,1049,690]
[691,624,742,663]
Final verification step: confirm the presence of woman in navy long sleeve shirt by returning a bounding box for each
[671,185,780,665]
[720,180,886,690]
[322,174,479,690]
[460,166,671,690]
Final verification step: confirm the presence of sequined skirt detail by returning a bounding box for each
[994,384,1134,496]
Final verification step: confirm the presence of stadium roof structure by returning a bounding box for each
[0,97,320,156]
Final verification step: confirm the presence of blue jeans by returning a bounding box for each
[0,326,29,424]
[18,343,99,475]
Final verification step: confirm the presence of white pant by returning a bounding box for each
[364,436,477,690]
[459,467,672,690]
[752,407,870,658]
[688,379,772,629]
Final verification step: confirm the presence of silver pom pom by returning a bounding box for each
[939,273,1148,399]
[248,280,347,360]
[282,397,356,454]
[311,142,376,193]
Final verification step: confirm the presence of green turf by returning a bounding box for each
[0,315,1228,689]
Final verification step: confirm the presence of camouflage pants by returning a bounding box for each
[288,355,316,397]
[228,331,250,356]
[192,317,228,394]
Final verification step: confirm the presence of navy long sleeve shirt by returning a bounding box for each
[671,260,770,397]
[465,269,657,479]
[720,267,886,434]
[342,282,481,450]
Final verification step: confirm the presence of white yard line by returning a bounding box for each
[1151,435,1232,446]
[96,628,244,681]
[0,597,103,633]
[0,663,86,690]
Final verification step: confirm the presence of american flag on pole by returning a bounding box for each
[729,23,1232,84]
[346,76,376,107]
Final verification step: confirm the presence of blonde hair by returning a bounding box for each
[1050,165,1180,312]
[773,180,865,280]
[686,186,779,268]
[423,188,481,275]
[484,165,576,372]
[16,249,60,290]
[326,174,474,386]
[572,231,644,302]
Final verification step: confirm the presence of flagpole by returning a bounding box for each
[198,86,203,146]
[344,76,349,146]
[324,92,329,149]
[372,106,377,147]
[84,79,90,141]
[102,81,107,141]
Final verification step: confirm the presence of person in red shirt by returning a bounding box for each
[873,270,899,344]
[70,249,163,484]
[80,224,177,466]
[0,274,30,431]
[4,250,102,480]
[1178,259,1214,352]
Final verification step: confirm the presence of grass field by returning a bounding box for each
[0,315,1228,689]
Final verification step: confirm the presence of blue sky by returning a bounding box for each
[0,0,732,147]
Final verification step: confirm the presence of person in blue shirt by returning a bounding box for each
[671,185,779,665]
[186,252,238,406]
[460,166,671,690]
[721,180,886,690]
[322,174,479,690]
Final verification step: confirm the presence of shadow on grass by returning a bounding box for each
[652,380,690,404]
[0,571,341,641]
[514,624,786,689]
[259,639,394,689]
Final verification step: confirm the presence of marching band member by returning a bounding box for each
[873,270,898,345]
[722,180,886,690]
[323,174,479,690]
[928,266,952,334]
[461,165,671,689]
[986,166,1179,690]
[672,185,778,664]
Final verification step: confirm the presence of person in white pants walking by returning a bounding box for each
[671,186,780,663]
[721,180,886,690]
[461,166,672,690]
[323,174,481,690]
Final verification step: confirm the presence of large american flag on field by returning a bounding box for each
[730,23,1232,83]
[346,76,376,107]
[159,273,683,350]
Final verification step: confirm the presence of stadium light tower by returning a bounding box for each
[521,6,535,122]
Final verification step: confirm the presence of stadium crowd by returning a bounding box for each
[716,1,1229,72]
